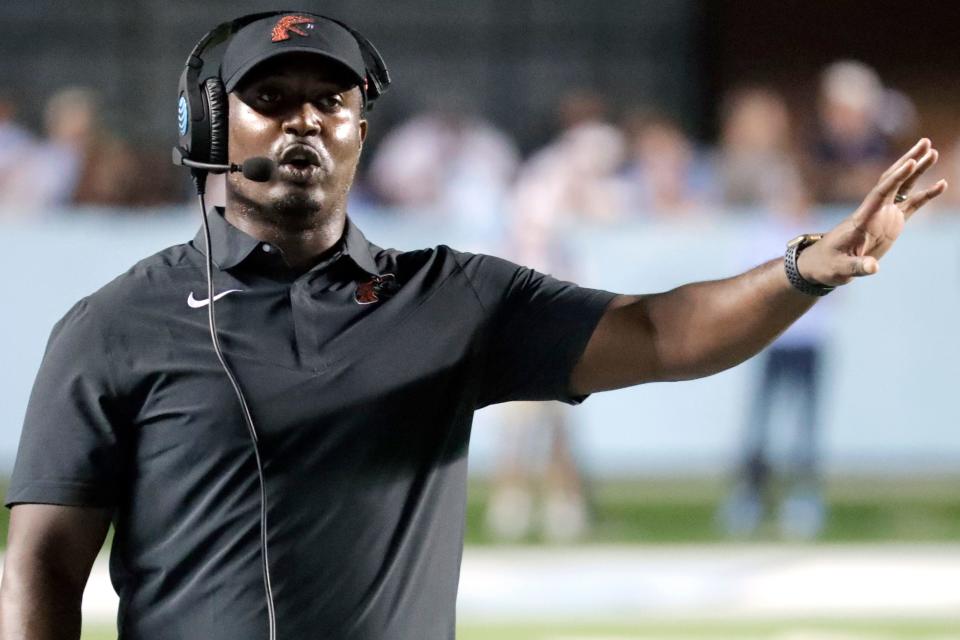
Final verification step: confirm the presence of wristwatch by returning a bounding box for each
[784,233,835,297]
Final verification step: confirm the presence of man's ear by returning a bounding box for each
[359,118,368,148]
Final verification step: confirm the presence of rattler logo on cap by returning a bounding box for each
[271,15,315,43]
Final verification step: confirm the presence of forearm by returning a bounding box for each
[572,138,944,395]
[0,570,82,640]
[642,256,817,381]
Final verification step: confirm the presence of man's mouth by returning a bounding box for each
[277,162,319,183]
[277,145,326,183]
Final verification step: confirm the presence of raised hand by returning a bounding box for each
[797,138,948,287]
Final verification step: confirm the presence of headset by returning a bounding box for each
[173,12,391,640]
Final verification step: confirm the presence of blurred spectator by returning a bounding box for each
[556,90,609,131]
[621,111,717,218]
[716,207,836,541]
[807,60,916,204]
[716,86,809,215]
[367,111,520,234]
[874,86,918,147]
[511,120,628,225]
[0,94,40,213]
[6,87,178,209]
[45,87,144,206]
[938,137,960,212]
[18,88,113,206]
[484,116,624,544]
[485,401,593,543]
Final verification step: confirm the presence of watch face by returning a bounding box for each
[787,234,807,248]
[787,233,823,249]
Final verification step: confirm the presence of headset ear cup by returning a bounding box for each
[204,77,228,165]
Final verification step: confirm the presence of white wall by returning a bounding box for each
[2,206,958,475]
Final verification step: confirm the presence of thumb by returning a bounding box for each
[848,255,880,278]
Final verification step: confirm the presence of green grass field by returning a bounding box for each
[456,620,960,640]
[79,619,960,639]
[2,474,959,549]
[463,475,960,545]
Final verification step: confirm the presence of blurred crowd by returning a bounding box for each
[366,58,958,234]
[0,88,181,209]
[1,59,958,221]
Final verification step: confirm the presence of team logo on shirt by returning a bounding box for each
[271,15,315,42]
[355,274,398,305]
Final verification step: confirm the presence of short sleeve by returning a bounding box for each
[4,299,129,509]
[454,251,618,408]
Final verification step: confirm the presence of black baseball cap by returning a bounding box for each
[221,13,367,95]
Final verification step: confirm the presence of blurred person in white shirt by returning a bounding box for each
[485,117,627,543]
[511,120,629,228]
[367,109,520,238]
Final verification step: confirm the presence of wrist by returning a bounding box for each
[784,234,834,297]
[795,249,823,285]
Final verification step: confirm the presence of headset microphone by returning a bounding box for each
[172,148,275,182]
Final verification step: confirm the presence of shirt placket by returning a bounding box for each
[289,258,348,372]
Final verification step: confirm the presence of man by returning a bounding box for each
[0,12,947,640]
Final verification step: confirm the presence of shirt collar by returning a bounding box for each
[192,208,381,276]
[191,207,260,270]
[341,216,381,276]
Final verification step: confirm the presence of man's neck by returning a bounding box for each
[223,204,346,272]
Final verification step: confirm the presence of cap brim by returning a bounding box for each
[223,48,364,93]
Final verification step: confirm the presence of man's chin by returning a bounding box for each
[267,189,326,217]
[276,163,325,185]
[229,181,326,217]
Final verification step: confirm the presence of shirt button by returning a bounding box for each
[262,244,273,253]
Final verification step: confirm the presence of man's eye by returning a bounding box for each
[316,95,344,110]
[257,90,281,104]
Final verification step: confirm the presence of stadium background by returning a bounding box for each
[1,1,959,638]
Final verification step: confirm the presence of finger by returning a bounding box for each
[903,179,948,220]
[848,255,880,278]
[897,148,939,196]
[880,138,930,181]
[868,158,916,209]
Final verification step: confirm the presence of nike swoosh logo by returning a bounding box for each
[187,289,243,308]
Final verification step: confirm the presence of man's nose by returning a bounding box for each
[282,103,321,137]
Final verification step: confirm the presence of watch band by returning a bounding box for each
[784,234,835,297]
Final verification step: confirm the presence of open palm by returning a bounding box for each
[799,138,948,287]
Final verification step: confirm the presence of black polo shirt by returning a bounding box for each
[5,210,617,640]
